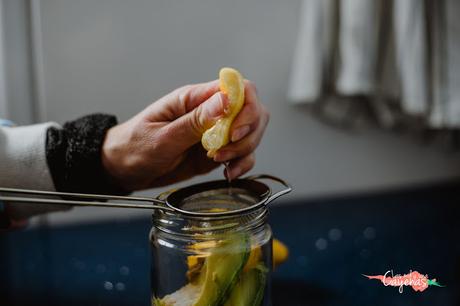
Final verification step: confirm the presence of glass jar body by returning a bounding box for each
[150,208,273,306]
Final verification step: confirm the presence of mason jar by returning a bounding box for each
[149,175,291,306]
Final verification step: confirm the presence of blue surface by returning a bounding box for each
[1,180,460,306]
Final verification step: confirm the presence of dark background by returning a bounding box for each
[1,180,459,306]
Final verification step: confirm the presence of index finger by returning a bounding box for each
[144,80,220,121]
[229,80,262,138]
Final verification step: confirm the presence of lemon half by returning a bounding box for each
[201,67,245,157]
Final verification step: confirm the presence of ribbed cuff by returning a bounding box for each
[46,113,128,195]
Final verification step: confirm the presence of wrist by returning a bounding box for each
[101,124,131,191]
[101,125,117,174]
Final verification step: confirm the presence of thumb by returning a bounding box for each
[164,91,228,150]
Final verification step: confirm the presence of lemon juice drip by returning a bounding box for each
[223,162,233,195]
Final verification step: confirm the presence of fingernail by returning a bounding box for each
[231,125,250,142]
[205,92,226,119]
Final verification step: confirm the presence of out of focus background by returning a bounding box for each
[1,0,460,305]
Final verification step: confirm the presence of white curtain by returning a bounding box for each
[288,0,460,129]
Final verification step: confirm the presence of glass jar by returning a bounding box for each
[149,175,291,306]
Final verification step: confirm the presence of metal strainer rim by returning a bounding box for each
[159,174,291,217]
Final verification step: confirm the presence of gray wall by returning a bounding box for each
[2,0,36,124]
[34,0,460,211]
[0,0,7,118]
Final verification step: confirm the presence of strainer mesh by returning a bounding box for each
[176,188,259,213]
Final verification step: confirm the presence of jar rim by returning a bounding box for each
[152,204,270,238]
[158,177,272,218]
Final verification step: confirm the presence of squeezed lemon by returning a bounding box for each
[202,67,245,158]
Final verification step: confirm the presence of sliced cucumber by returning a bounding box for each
[193,233,250,306]
[224,264,268,306]
[154,233,250,306]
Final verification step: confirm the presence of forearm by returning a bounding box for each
[0,115,124,193]
[0,114,126,226]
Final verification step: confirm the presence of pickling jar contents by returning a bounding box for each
[150,205,272,306]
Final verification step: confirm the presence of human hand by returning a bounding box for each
[101,80,269,191]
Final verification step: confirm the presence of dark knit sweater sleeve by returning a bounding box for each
[46,113,128,195]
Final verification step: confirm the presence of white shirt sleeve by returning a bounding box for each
[0,122,59,190]
[0,122,75,220]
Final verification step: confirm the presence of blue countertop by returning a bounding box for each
[1,180,459,306]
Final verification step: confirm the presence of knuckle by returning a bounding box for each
[175,84,192,99]
[243,154,256,171]
[248,153,256,166]
[244,141,257,154]
[179,84,193,92]
[190,106,204,135]
[178,87,192,109]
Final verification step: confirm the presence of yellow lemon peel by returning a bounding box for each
[202,67,245,157]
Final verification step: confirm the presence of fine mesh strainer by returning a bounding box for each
[0,174,291,216]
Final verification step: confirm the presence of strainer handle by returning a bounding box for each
[0,187,173,211]
[245,174,292,204]
[155,188,177,202]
